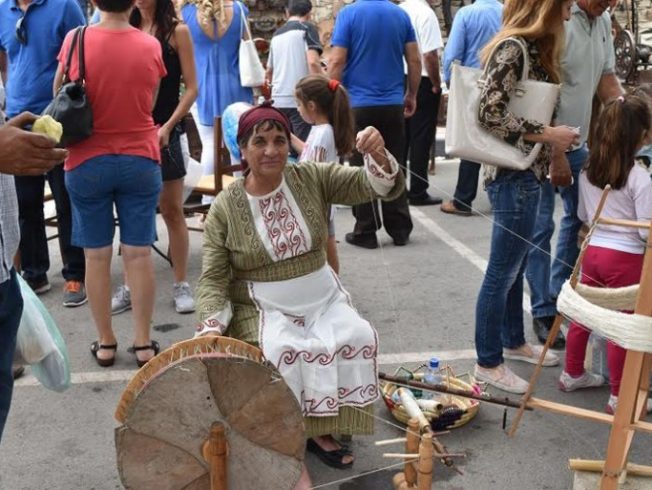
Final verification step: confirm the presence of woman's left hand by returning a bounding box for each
[355,126,385,157]
[158,125,171,149]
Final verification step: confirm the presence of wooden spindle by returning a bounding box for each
[202,422,228,490]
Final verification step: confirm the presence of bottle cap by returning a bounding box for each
[429,357,439,369]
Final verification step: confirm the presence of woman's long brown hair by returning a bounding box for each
[481,0,567,83]
[295,75,356,158]
[586,95,650,190]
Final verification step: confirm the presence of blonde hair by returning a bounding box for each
[481,0,567,84]
[179,0,227,28]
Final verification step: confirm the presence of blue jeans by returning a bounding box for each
[525,145,588,318]
[0,269,23,442]
[475,171,541,367]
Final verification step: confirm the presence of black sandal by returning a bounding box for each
[90,341,117,367]
[132,340,160,368]
[306,438,353,470]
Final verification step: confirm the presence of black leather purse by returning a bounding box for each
[43,26,93,147]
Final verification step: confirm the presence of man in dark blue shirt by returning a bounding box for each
[0,0,86,306]
[329,0,421,249]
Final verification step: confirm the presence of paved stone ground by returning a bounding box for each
[1,157,651,490]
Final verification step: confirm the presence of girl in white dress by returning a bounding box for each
[291,75,356,273]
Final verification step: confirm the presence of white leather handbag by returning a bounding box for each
[238,3,265,88]
[445,37,560,171]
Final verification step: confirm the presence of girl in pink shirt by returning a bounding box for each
[560,95,652,414]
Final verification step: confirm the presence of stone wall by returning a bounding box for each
[246,0,469,46]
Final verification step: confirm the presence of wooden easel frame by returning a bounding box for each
[508,186,652,489]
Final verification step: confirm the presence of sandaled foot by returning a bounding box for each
[132,340,160,368]
[307,436,353,469]
[90,341,117,367]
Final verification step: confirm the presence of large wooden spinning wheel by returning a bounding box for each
[615,29,637,81]
[114,336,306,490]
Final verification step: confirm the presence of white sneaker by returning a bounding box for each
[558,371,604,392]
[474,364,529,394]
[173,282,195,314]
[111,285,131,315]
[504,343,559,367]
[607,394,652,415]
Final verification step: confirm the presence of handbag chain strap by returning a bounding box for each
[62,26,87,85]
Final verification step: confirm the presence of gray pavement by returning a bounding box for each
[1,158,651,490]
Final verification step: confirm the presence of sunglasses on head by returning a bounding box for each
[15,15,26,45]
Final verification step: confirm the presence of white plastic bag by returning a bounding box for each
[181,132,204,203]
[15,275,71,392]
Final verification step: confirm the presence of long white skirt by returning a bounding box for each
[248,265,379,417]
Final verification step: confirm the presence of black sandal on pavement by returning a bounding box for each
[132,340,160,368]
[90,341,117,367]
[307,438,353,470]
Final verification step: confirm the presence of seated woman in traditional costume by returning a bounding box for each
[195,102,404,487]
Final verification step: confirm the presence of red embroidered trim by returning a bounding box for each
[366,158,393,181]
[301,383,379,415]
[197,317,227,332]
[258,190,309,260]
[278,344,377,367]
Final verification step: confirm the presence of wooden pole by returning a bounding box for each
[570,459,652,477]
[509,186,612,438]
[600,219,652,490]
[417,433,434,490]
[405,418,420,486]
[202,422,228,490]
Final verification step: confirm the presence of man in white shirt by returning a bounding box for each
[400,0,443,205]
[266,0,323,142]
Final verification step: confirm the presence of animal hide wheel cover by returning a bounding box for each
[115,337,305,489]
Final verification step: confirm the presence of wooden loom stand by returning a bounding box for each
[202,422,228,490]
[601,218,652,489]
[508,186,612,438]
[506,185,652,489]
[391,418,435,490]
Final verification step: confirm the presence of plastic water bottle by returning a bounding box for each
[423,358,442,401]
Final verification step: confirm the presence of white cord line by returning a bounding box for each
[310,459,416,489]
[396,157,610,290]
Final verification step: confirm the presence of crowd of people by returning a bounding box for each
[0,0,651,487]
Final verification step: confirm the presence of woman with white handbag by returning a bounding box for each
[181,0,259,203]
[471,0,580,394]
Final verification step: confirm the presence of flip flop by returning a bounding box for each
[90,341,117,368]
[307,438,353,470]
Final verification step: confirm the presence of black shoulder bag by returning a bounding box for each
[43,26,93,147]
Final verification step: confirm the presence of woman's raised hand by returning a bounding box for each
[355,126,385,156]
[547,125,580,153]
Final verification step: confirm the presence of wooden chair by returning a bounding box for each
[185,116,241,232]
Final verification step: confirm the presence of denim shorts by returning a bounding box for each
[65,154,162,248]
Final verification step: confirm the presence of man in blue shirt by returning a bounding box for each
[0,0,86,306]
[328,0,421,249]
[440,0,502,217]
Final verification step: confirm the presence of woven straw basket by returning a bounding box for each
[380,366,482,430]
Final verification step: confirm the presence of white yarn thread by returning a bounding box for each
[574,282,639,311]
[557,281,652,352]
